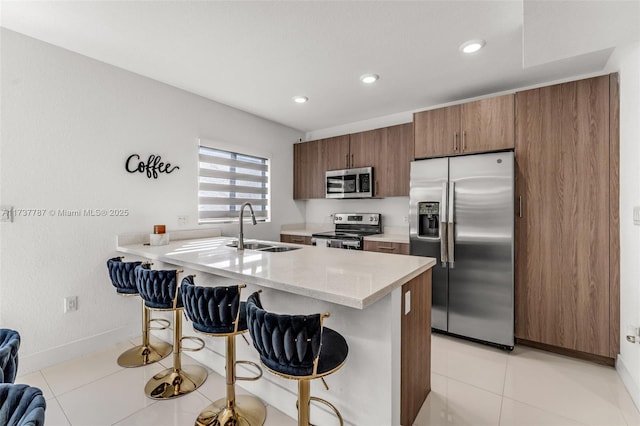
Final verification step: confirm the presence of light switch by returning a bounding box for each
[634,206,640,226]
[404,290,411,315]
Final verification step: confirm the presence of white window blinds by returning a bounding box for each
[198,145,270,223]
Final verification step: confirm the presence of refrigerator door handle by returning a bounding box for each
[448,181,455,268]
[440,182,448,266]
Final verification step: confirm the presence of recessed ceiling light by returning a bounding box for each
[360,74,379,84]
[460,39,486,54]
[292,96,308,104]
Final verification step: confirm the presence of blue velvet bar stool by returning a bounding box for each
[0,329,20,384]
[106,257,172,367]
[246,292,348,426]
[181,276,266,426]
[135,264,208,399]
[0,384,46,426]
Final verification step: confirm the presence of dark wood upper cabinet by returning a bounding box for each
[293,123,413,199]
[414,94,515,159]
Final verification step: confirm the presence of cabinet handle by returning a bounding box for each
[518,196,523,218]
[345,153,349,168]
[462,130,466,152]
[351,154,354,167]
[378,246,396,251]
[453,132,458,151]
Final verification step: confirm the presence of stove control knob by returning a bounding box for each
[369,217,375,221]
[336,216,342,221]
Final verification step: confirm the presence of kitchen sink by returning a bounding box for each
[226,242,272,250]
[226,241,300,252]
[258,246,301,253]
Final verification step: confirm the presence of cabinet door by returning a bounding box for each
[280,234,311,245]
[461,94,515,154]
[322,135,350,171]
[293,140,324,199]
[349,128,382,169]
[376,123,413,197]
[414,106,460,159]
[515,76,610,356]
[364,241,410,255]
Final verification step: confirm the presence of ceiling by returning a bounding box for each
[1,1,638,132]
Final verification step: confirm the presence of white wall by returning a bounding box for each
[0,29,304,372]
[606,41,640,409]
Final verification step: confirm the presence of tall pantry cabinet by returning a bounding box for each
[514,74,619,360]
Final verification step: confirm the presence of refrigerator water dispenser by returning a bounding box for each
[418,202,439,237]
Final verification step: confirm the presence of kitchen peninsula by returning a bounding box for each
[117,231,435,426]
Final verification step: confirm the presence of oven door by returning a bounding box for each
[312,237,361,250]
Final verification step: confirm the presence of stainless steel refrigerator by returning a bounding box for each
[409,151,514,349]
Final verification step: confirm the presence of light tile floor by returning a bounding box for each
[14,334,640,426]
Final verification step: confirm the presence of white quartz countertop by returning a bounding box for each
[117,236,434,309]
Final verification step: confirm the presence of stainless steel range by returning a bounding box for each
[311,213,382,250]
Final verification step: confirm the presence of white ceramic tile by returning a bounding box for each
[41,340,133,396]
[499,397,585,426]
[607,374,640,426]
[43,398,71,426]
[264,404,297,426]
[413,373,502,426]
[432,333,508,395]
[504,346,626,426]
[15,370,55,401]
[56,366,157,425]
[196,369,253,404]
[114,390,212,425]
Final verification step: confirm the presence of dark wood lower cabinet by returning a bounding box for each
[364,240,409,255]
[280,234,311,245]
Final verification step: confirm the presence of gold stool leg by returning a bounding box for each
[298,379,311,426]
[196,335,266,426]
[144,308,207,399]
[117,301,172,368]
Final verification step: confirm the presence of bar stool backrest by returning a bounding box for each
[0,329,20,384]
[0,384,46,426]
[135,265,181,309]
[181,276,242,334]
[246,292,323,377]
[106,257,142,295]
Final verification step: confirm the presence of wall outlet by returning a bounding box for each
[634,206,640,226]
[64,296,78,313]
[177,215,188,226]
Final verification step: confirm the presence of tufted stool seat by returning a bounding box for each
[246,292,348,426]
[0,384,46,426]
[182,276,266,426]
[106,257,172,367]
[0,329,20,384]
[135,264,207,399]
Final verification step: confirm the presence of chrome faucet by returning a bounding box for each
[238,202,257,251]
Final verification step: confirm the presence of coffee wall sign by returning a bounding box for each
[125,154,180,179]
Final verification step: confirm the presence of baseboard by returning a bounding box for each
[617,354,640,412]
[18,325,139,375]
[516,338,615,366]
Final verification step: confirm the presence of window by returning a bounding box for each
[198,144,270,223]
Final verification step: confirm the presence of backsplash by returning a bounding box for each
[304,197,410,228]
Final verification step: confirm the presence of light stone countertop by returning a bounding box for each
[117,236,434,309]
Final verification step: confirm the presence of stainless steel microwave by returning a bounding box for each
[326,167,374,198]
